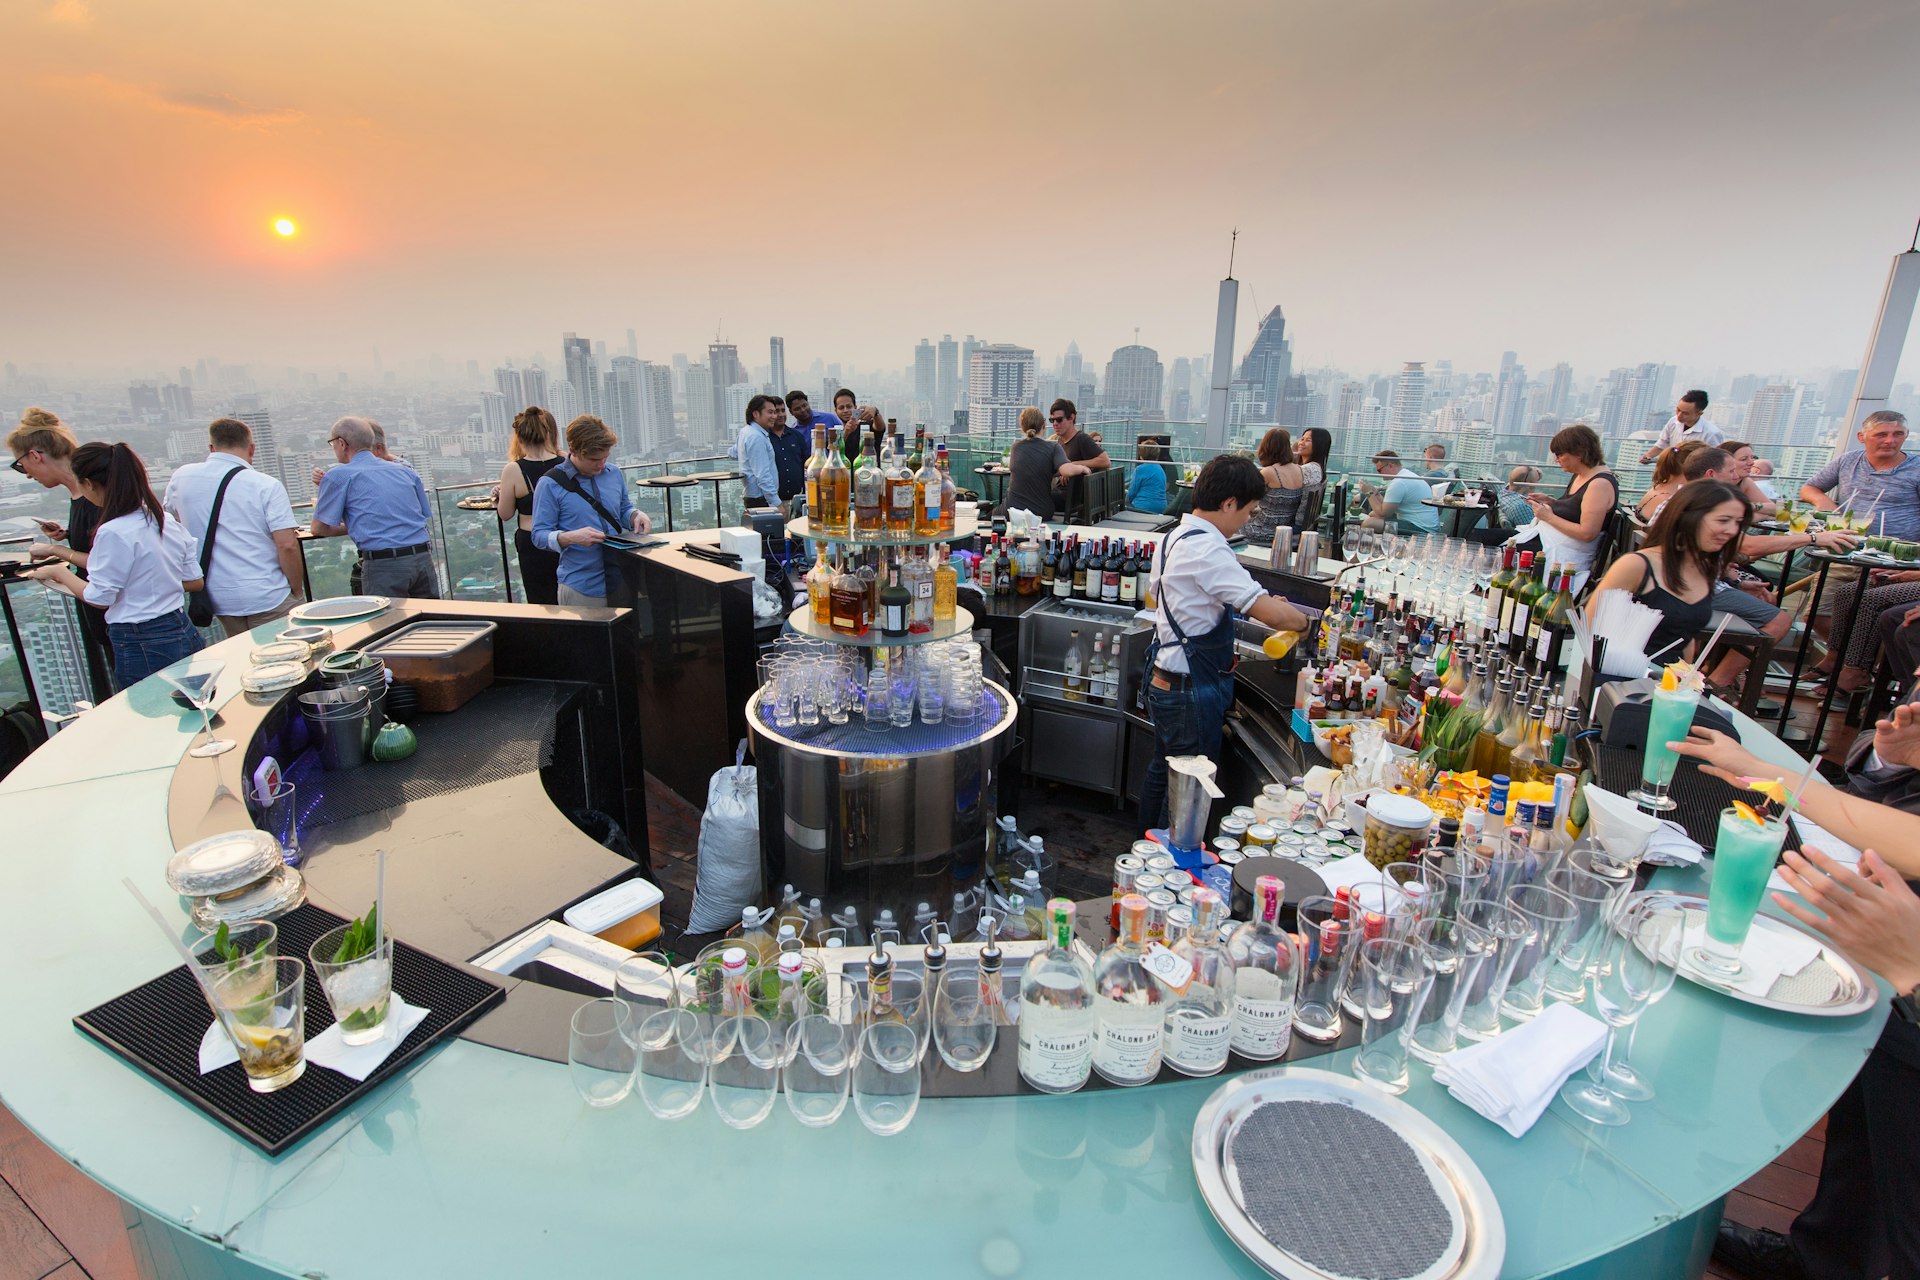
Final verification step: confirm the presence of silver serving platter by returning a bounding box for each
[1637,891,1878,1017]
[290,595,391,623]
[1191,1067,1505,1280]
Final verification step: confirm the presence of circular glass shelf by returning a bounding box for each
[786,514,978,548]
[786,605,974,648]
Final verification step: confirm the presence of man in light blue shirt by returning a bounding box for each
[310,415,439,598]
[1361,450,1440,535]
[736,395,781,511]
[531,414,651,606]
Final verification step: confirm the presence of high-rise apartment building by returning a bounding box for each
[1060,342,1083,385]
[1103,345,1164,416]
[550,379,583,429]
[966,345,1036,439]
[479,391,512,447]
[707,343,748,442]
[128,384,163,421]
[1334,381,1365,435]
[685,363,715,447]
[769,337,787,397]
[1745,384,1801,450]
[724,383,756,439]
[24,597,93,716]
[638,364,673,448]
[603,358,648,451]
[160,383,194,421]
[562,334,599,417]
[521,365,548,411]
[914,340,936,414]
[936,335,959,426]
[1390,362,1428,436]
[231,406,308,505]
[961,336,982,392]
[1545,363,1574,420]
[494,365,524,411]
[1492,361,1529,435]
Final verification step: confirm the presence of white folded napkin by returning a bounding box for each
[1679,913,1820,997]
[304,995,430,1081]
[1641,819,1705,867]
[1432,1002,1607,1137]
[198,995,429,1081]
[1315,851,1387,894]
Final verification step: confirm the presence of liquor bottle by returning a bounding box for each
[1387,643,1414,698]
[977,537,998,595]
[932,543,957,621]
[1535,564,1576,672]
[1159,886,1234,1077]
[880,564,910,637]
[913,443,943,537]
[996,538,1014,597]
[1091,894,1167,1086]
[1498,550,1533,649]
[853,442,884,540]
[1471,672,1508,776]
[1223,876,1300,1061]
[1495,676,1528,777]
[935,443,957,534]
[905,549,935,633]
[1063,629,1086,701]
[1509,555,1546,660]
[1487,543,1515,638]
[1524,562,1555,656]
[1015,539,1041,595]
[1119,542,1140,604]
[1052,538,1074,598]
[1101,541,1122,602]
[830,558,868,636]
[1134,545,1154,607]
[803,423,828,521]
[808,546,833,627]
[857,555,879,623]
[1018,898,1096,1094]
[1071,541,1089,597]
[908,424,926,470]
[1088,635,1108,705]
[1041,537,1059,592]
[886,436,916,538]
[1509,700,1550,783]
[819,427,852,536]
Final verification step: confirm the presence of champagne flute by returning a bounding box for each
[161,658,235,758]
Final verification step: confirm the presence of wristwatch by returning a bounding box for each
[1895,985,1920,1025]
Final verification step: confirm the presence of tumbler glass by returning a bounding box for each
[1383,861,1446,925]
[1429,847,1491,920]
[867,969,931,1068]
[853,1023,922,1135]
[1544,866,1627,1002]
[1339,883,1421,1018]
[709,1014,778,1129]
[1407,915,1495,1063]
[1501,884,1581,1021]
[614,952,680,1036]
[1293,895,1355,1043]
[1457,899,1534,1042]
[783,1018,853,1128]
[189,919,278,999]
[932,964,996,1072]
[308,923,394,1046]
[635,1008,706,1120]
[569,998,636,1108]
[251,780,301,866]
[209,955,306,1093]
[1350,939,1437,1095]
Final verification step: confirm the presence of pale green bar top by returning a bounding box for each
[0,626,1887,1279]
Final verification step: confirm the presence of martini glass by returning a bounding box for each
[161,658,235,757]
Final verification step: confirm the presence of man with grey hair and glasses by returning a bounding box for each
[309,415,439,598]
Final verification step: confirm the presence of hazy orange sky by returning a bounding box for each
[4,0,1918,380]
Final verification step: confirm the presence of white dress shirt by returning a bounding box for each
[1649,415,1725,452]
[82,511,201,624]
[164,453,297,615]
[1149,514,1264,674]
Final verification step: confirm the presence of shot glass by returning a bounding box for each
[1501,884,1580,1021]
[209,956,307,1093]
[1350,939,1437,1095]
[1407,916,1495,1063]
[708,1014,778,1129]
[853,1023,922,1135]
[635,1008,705,1120]
[568,998,636,1108]
[308,922,394,1046]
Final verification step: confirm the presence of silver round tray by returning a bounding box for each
[1637,891,1878,1017]
[1191,1066,1505,1280]
[290,595,391,623]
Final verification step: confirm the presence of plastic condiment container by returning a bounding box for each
[1362,794,1435,870]
[562,878,665,949]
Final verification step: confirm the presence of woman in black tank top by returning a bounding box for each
[494,408,563,604]
[1588,481,1750,667]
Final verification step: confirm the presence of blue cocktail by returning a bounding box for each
[1688,806,1787,980]
[1630,681,1699,812]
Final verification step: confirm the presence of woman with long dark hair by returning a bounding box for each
[1293,428,1331,528]
[1586,480,1748,664]
[1241,428,1304,547]
[493,407,563,604]
[25,443,205,690]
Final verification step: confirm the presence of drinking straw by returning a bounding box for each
[375,847,388,945]
[122,878,212,995]
[1691,614,1734,677]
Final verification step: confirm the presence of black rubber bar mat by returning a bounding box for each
[73,903,505,1156]
[1592,743,1803,854]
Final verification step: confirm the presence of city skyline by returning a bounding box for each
[3,1,1918,378]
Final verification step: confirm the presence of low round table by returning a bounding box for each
[1422,496,1489,538]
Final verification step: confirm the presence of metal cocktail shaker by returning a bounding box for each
[1294,530,1320,576]
[1268,527,1294,570]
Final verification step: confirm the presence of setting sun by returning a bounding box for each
[273,217,297,237]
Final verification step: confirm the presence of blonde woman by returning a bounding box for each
[493,407,563,603]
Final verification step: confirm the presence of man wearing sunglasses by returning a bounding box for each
[1048,400,1109,476]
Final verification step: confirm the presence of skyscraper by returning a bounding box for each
[604,358,646,449]
[967,345,1036,439]
[626,328,638,359]
[128,384,162,420]
[160,383,194,421]
[707,343,748,442]
[1237,306,1292,421]
[232,405,306,505]
[494,365,524,411]
[1545,363,1574,420]
[1334,382,1365,435]
[914,340,936,415]
[550,379,583,429]
[1745,384,1801,450]
[1390,362,1428,437]
[562,334,599,417]
[479,391,512,448]
[961,336,982,392]
[1102,345,1165,415]
[769,337,787,396]
[936,335,959,426]
[1061,342,1083,384]
[521,365,548,411]
[1492,361,1528,435]
[640,363,674,447]
[685,363,715,447]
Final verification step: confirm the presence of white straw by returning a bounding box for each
[374,847,388,943]
[1643,634,1686,666]
[122,877,209,991]
[1692,614,1734,675]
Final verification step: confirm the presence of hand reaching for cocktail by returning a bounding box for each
[1871,703,1920,772]
[1771,847,1920,996]
[1668,728,1781,791]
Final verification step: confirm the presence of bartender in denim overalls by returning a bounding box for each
[1139,455,1311,832]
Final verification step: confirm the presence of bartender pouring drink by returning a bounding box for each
[1139,454,1312,831]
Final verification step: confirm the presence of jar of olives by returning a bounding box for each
[1362,794,1435,870]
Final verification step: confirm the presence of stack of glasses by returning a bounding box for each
[755,634,989,735]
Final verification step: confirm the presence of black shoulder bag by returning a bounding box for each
[186,468,241,627]
[548,469,625,535]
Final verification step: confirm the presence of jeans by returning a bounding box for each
[1137,674,1235,833]
[360,550,439,599]
[107,609,205,692]
[217,591,299,640]
[558,584,606,607]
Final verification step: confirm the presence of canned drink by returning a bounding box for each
[1294,531,1320,575]
[1112,852,1145,903]
[1145,854,1178,878]
[1144,888,1178,942]
[1134,872,1166,898]
[1269,527,1294,570]
[1290,822,1321,838]
[1216,846,1245,867]
[1175,885,1198,908]
[1130,839,1161,861]
[1245,822,1279,852]
[1230,805,1259,825]
[1219,817,1250,842]
[1166,903,1195,936]
[1211,836,1241,860]
[1488,774,1511,823]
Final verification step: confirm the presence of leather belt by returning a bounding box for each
[1149,667,1193,690]
[362,541,431,561]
